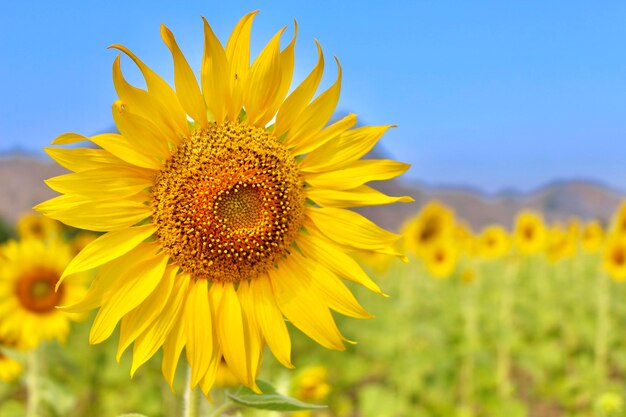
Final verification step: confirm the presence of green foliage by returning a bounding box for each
[229,380,326,411]
[0,216,16,243]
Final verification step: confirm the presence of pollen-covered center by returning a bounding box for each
[152,122,305,283]
[16,268,63,313]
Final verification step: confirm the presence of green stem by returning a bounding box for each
[460,267,478,411]
[208,400,236,417]
[594,273,610,392]
[26,346,41,417]
[496,259,517,399]
[183,366,200,417]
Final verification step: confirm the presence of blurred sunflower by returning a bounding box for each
[37,13,410,394]
[16,213,61,241]
[545,224,576,263]
[424,239,458,279]
[291,365,330,403]
[513,210,546,256]
[0,239,86,348]
[611,202,626,236]
[581,220,604,253]
[403,201,455,257]
[477,225,510,259]
[0,335,23,383]
[603,236,626,281]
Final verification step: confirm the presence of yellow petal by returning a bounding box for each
[201,17,230,122]
[109,44,188,135]
[58,224,156,286]
[60,243,160,313]
[249,276,293,368]
[185,279,214,387]
[307,207,400,251]
[291,113,356,156]
[295,233,383,295]
[283,57,341,149]
[270,254,345,351]
[44,147,127,172]
[300,125,393,172]
[89,251,169,344]
[45,167,152,201]
[215,282,254,388]
[236,280,265,385]
[112,55,185,145]
[306,185,414,208]
[243,27,285,127]
[161,24,208,127]
[161,303,188,388]
[37,198,151,232]
[303,160,411,189]
[90,133,162,170]
[132,272,189,380]
[112,100,171,161]
[274,41,324,138]
[225,11,257,119]
[51,132,87,145]
[117,265,177,364]
[308,262,372,319]
[265,22,297,125]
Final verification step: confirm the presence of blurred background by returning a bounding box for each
[1,1,626,417]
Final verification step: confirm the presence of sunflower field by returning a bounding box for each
[1,10,626,417]
[2,200,626,417]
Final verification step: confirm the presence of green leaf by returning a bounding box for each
[228,380,327,412]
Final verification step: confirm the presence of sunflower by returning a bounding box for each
[403,201,455,257]
[581,220,604,253]
[424,239,458,279]
[0,351,22,383]
[545,224,576,263]
[513,210,546,256]
[477,225,510,259]
[611,202,626,236]
[36,13,410,394]
[0,239,86,348]
[0,334,24,383]
[16,213,62,241]
[603,236,626,281]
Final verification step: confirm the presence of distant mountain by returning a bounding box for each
[0,155,623,232]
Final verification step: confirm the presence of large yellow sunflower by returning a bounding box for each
[36,12,410,394]
[0,239,86,348]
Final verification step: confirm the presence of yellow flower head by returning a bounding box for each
[0,333,25,383]
[603,236,626,282]
[459,267,476,284]
[424,239,458,279]
[513,210,546,256]
[292,365,331,402]
[0,352,22,383]
[581,220,605,253]
[16,213,62,241]
[545,224,576,263]
[611,202,626,237]
[403,201,455,257]
[0,239,87,348]
[477,225,510,259]
[36,13,410,394]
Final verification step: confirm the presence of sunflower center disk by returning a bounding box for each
[16,268,63,313]
[152,122,305,283]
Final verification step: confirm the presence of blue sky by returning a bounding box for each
[1,1,625,193]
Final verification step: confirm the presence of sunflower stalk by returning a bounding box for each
[594,272,611,392]
[459,264,478,412]
[184,366,201,417]
[496,259,517,399]
[25,345,42,417]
